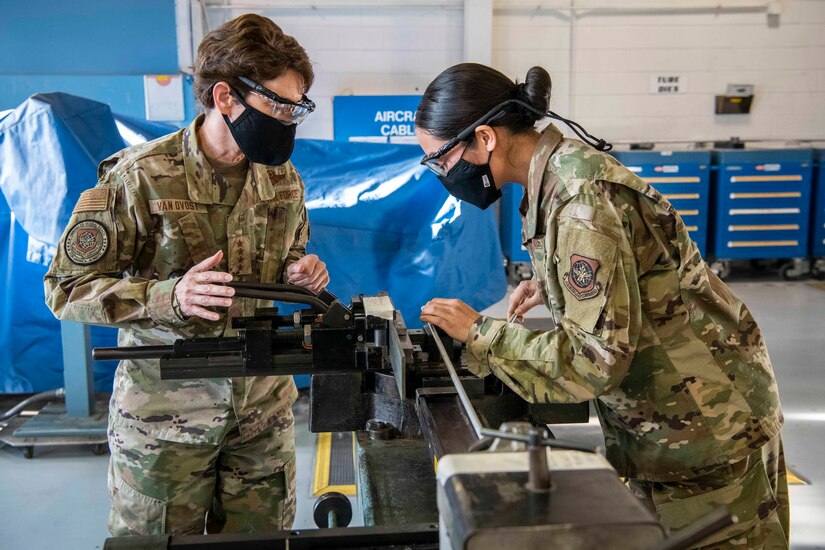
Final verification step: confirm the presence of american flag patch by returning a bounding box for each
[73,187,110,213]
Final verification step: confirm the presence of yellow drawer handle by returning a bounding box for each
[728,240,799,248]
[728,224,800,231]
[664,193,700,200]
[730,192,801,199]
[730,175,803,183]
[644,177,701,184]
[685,226,698,232]
[678,209,699,216]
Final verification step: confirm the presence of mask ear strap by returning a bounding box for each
[546,110,612,152]
[505,98,612,152]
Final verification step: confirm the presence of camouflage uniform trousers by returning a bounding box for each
[631,435,789,549]
[108,409,296,536]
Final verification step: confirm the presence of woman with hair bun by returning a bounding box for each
[417,63,787,549]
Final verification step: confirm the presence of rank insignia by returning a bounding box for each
[65,220,109,265]
[563,254,601,300]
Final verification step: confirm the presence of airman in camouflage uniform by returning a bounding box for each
[44,14,326,536]
[44,113,312,534]
[466,125,789,548]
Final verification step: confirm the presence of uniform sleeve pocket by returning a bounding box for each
[111,474,167,535]
[58,211,120,274]
[557,226,618,334]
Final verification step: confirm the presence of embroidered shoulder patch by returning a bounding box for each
[73,187,110,213]
[563,254,601,300]
[65,220,109,265]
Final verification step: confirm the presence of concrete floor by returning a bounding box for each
[0,280,823,549]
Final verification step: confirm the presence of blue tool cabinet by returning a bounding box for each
[612,150,712,256]
[812,149,825,260]
[711,149,813,260]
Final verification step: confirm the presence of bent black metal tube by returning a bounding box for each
[229,287,330,311]
[226,281,316,296]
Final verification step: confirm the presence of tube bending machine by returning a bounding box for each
[98,284,731,550]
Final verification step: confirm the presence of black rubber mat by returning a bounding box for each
[329,431,355,486]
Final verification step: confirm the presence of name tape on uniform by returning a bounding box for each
[149,199,208,214]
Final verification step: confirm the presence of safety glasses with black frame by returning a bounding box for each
[419,98,611,177]
[236,75,316,125]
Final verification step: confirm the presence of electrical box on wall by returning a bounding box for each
[715,84,754,115]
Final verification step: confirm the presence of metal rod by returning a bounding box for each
[478,429,596,453]
[527,429,552,492]
[93,345,175,361]
[426,323,598,454]
[227,281,316,296]
[426,323,485,438]
[229,288,330,311]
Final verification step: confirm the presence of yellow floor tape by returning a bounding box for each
[787,468,809,485]
[312,432,357,497]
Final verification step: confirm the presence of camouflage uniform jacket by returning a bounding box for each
[467,125,783,482]
[44,115,306,445]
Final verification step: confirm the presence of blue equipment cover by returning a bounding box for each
[0,93,506,393]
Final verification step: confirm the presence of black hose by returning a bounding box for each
[0,388,65,422]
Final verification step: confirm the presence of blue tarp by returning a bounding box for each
[0,93,506,393]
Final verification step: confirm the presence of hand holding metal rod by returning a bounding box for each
[426,322,596,454]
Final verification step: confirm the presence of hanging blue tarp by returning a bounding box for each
[0,93,506,393]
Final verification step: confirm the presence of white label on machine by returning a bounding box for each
[657,165,680,173]
[649,75,687,94]
[759,164,782,172]
[362,296,395,320]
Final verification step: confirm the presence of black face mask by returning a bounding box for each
[438,150,501,210]
[223,91,296,166]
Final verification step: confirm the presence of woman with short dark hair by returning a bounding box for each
[418,63,788,549]
[45,14,327,535]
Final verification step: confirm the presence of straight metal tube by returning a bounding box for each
[426,323,484,438]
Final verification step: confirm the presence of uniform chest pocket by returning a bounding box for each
[152,213,216,280]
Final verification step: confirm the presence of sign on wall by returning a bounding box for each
[649,75,688,94]
[144,75,184,121]
[334,95,422,144]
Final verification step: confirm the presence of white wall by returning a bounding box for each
[205,3,464,140]
[203,1,825,143]
[493,0,825,143]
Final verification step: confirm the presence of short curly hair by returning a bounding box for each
[193,14,314,109]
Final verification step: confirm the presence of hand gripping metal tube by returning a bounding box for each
[427,323,484,438]
[426,323,597,454]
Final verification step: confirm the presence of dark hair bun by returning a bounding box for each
[523,66,552,114]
